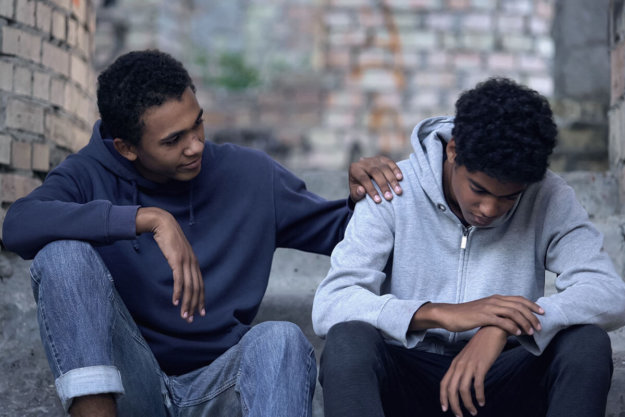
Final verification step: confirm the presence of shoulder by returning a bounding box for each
[517,170,587,223]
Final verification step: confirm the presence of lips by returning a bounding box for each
[470,214,494,227]
[181,158,201,170]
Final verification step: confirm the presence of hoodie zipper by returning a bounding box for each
[450,225,472,344]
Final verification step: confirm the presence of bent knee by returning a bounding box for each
[323,321,384,366]
[246,321,312,353]
[551,325,612,373]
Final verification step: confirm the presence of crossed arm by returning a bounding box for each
[410,297,544,416]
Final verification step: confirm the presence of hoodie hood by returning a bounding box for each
[79,120,193,194]
[408,116,518,229]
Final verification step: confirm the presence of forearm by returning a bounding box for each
[409,302,446,331]
[135,206,171,234]
[3,198,138,259]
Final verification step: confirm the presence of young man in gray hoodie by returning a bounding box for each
[312,78,625,417]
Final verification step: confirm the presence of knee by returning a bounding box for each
[246,321,313,358]
[551,325,612,374]
[32,240,99,275]
[322,321,383,371]
[30,240,110,299]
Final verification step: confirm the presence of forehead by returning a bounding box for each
[463,167,526,196]
[140,87,200,141]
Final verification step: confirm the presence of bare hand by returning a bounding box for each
[411,295,544,336]
[440,326,507,417]
[136,207,205,323]
[348,155,403,203]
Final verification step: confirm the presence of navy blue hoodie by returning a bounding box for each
[3,121,351,375]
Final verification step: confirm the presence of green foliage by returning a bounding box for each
[203,51,261,91]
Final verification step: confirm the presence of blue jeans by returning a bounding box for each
[30,240,317,417]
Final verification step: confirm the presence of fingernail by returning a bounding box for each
[479,401,485,407]
[441,405,447,412]
[201,308,206,316]
[374,195,381,202]
[396,173,403,179]
[528,328,534,335]
[384,192,392,200]
[182,311,188,319]
[173,299,179,306]
[516,329,521,336]
[395,186,402,193]
[471,411,477,416]
[188,315,194,323]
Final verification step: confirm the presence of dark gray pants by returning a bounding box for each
[320,321,613,417]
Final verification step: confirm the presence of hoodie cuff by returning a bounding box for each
[377,298,426,347]
[516,298,568,355]
[107,205,140,241]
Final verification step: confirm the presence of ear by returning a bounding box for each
[446,138,457,164]
[113,138,138,162]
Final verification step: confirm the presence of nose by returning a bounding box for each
[479,197,500,218]
[184,134,204,156]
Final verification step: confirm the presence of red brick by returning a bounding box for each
[32,143,50,172]
[326,48,351,68]
[447,0,470,10]
[0,134,11,165]
[11,141,32,170]
[0,173,42,203]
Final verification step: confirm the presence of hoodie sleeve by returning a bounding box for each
[517,175,625,355]
[273,162,352,255]
[312,190,426,346]
[2,160,139,260]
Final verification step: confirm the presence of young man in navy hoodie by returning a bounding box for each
[313,78,625,417]
[2,50,403,417]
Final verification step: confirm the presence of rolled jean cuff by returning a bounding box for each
[55,365,124,412]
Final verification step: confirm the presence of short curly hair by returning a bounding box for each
[97,50,195,146]
[452,77,557,184]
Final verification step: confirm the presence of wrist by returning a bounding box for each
[136,207,168,234]
[478,325,509,342]
[410,302,439,331]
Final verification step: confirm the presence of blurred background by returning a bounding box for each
[0,0,611,184]
[91,0,609,173]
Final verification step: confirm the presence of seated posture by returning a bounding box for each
[312,78,625,417]
[2,50,403,417]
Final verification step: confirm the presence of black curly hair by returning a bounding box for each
[97,50,195,146]
[452,77,557,184]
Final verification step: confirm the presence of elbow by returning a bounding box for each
[2,217,35,260]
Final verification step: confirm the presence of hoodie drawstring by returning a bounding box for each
[188,181,195,226]
[131,180,140,252]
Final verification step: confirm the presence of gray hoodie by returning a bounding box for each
[312,116,625,355]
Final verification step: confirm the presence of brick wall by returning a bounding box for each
[93,0,560,170]
[609,0,625,210]
[312,0,555,168]
[0,0,97,239]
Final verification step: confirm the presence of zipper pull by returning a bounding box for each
[460,228,470,249]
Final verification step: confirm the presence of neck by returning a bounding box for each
[442,159,466,225]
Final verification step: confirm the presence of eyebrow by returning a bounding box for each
[159,109,204,143]
[468,179,525,198]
